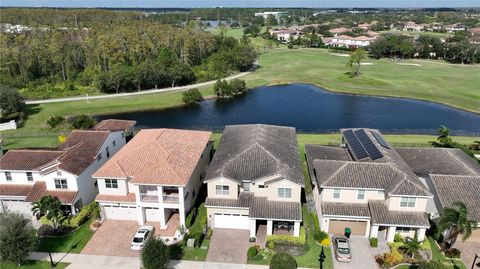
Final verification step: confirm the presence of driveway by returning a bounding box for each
[330,236,388,269]
[454,240,480,268]
[206,229,251,264]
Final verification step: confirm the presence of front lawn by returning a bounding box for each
[428,237,466,269]
[181,239,210,261]
[0,260,69,269]
[37,220,94,253]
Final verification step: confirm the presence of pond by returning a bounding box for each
[97,84,480,135]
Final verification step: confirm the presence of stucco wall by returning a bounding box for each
[387,197,428,212]
[0,170,40,184]
[184,142,212,212]
[250,179,301,202]
[207,177,239,199]
[321,188,385,203]
[98,178,129,195]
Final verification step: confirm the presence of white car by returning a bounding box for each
[131,225,154,250]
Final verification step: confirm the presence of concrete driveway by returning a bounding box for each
[454,240,480,268]
[206,229,251,264]
[330,236,387,269]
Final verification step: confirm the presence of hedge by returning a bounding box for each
[266,227,306,247]
[370,237,378,248]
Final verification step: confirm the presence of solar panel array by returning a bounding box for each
[371,131,391,149]
[343,129,384,160]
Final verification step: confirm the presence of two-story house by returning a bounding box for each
[306,128,432,242]
[0,119,135,224]
[92,128,212,230]
[204,124,304,239]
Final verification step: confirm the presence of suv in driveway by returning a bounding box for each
[332,235,352,262]
[131,225,154,250]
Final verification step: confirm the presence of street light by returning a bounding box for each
[471,253,479,269]
[319,245,326,269]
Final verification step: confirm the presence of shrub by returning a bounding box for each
[191,231,204,248]
[46,115,65,128]
[313,230,328,242]
[418,260,447,269]
[266,227,306,247]
[206,228,213,239]
[185,208,196,228]
[311,212,320,231]
[182,88,203,105]
[141,237,170,269]
[267,240,275,249]
[247,246,258,259]
[444,248,461,258]
[167,244,183,260]
[394,233,404,243]
[39,216,50,225]
[0,213,36,266]
[420,238,431,251]
[229,79,248,94]
[383,248,403,267]
[68,202,98,227]
[370,237,378,248]
[320,238,330,247]
[213,79,231,97]
[270,252,297,269]
[71,114,96,129]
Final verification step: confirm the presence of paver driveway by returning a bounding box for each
[330,235,387,269]
[454,240,480,268]
[206,229,251,264]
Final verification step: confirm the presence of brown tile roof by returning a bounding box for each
[44,190,78,204]
[0,184,34,197]
[23,181,77,204]
[322,202,371,218]
[429,175,480,222]
[92,119,136,132]
[93,129,211,186]
[24,181,47,202]
[0,149,64,171]
[57,130,110,175]
[368,200,430,227]
[95,193,136,203]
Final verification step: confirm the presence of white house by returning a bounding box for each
[323,35,375,48]
[254,11,288,21]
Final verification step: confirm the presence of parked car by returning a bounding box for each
[131,225,154,250]
[332,235,352,262]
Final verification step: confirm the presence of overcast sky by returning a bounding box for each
[1,0,479,8]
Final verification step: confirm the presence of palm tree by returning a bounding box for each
[436,125,453,147]
[347,48,367,77]
[438,201,475,248]
[32,195,64,229]
[403,237,421,259]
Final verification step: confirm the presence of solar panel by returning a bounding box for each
[354,129,383,160]
[343,130,369,160]
[371,131,391,149]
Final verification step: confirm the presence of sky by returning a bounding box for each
[1,0,479,8]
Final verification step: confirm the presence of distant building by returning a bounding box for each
[254,11,288,21]
[323,35,375,48]
[445,23,466,33]
[269,28,304,43]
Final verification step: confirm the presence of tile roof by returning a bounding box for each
[93,129,211,186]
[368,201,430,227]
[322,202,371,218]
[429,175,480,222]
[205,124,304,186]
[23,181,77,204]
[205,193,302,221]
[305,145,352,184]
[0,183,34,197]
[396,147,480,176]
[92,119,136,132]
[57,130,110,175]
[0,149,64,171]
[24,181,47,202]
[43,190,78,204]
[95,193,137,203]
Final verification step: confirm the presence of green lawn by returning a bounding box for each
[37,221,94,253]
[0,260,69,269]
[181,239,210,261]
[428,237,467,269]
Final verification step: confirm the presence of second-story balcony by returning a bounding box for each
[163,189,179,204]
[139,185,159,202]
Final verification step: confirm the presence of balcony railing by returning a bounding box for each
[163,193,179,203]
[140,193,159,202]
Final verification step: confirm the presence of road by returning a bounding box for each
[25,71,251,105]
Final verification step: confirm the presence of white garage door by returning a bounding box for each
[213,213,249,230]
[103,205,137,220]
[145,208,162,222]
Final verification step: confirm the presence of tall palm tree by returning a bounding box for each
[436,125,453,147]
[347,48,367,77]
[438,201,475,248]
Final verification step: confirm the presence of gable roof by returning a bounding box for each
[93,129,211,186]
[429,174,480,222]
[369,200,430,227]
[92,119,136,132]
[396,147,480,176]
[205,124,304,186]
[0,149,65,171]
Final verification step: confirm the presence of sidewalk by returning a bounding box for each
[29,252,314,269]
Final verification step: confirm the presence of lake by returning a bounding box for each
[97,84,480,135]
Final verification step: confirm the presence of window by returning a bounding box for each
[278,187,292,198]
[26,172,33,181]
[258,184,265,189]
[243,182,250,192]
[96,153,102,161]
[5,172,12,181]
[357,189,366,200]
[400,197,416,208]
[54,179,68,189]
[105,179,118,189]
[106,147,110,158]
[56,171,62,176]
[333,189,341,199]
[215,185,229,196]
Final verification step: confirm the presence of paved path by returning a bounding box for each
[29,252,315,269]
[25,71,251,105]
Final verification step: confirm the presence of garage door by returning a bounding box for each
[103,205,137,220]
[145,208,162,222]
[213,214,249,230]
[329,219,368,236]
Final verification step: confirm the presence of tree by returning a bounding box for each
[438,201,475,247]
[213,79,232,97]
[431,125,453,147]
[141,237,170,269]
[402,238,421,259]
[0,85,25,121]
[71,114,97,129]
[182,88,203,105]
[269,252,297,269]
[229,79,247,94]
[266,15,278,26]
[0,213,36,267]
[32,195,66,230]
[347,48,368,77]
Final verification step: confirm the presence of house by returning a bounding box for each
[254,11,288,21]
[445,23,466,33]
[92,128,212,229]
[269,28,304,43]
[323,35,375,48]
[204,124,304,239]
[306,128,432,242]
[0,119,135,224]
[403,21,426,32]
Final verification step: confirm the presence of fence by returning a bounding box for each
[0,130,63,139]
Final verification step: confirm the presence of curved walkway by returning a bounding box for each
[25,71,251,105]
